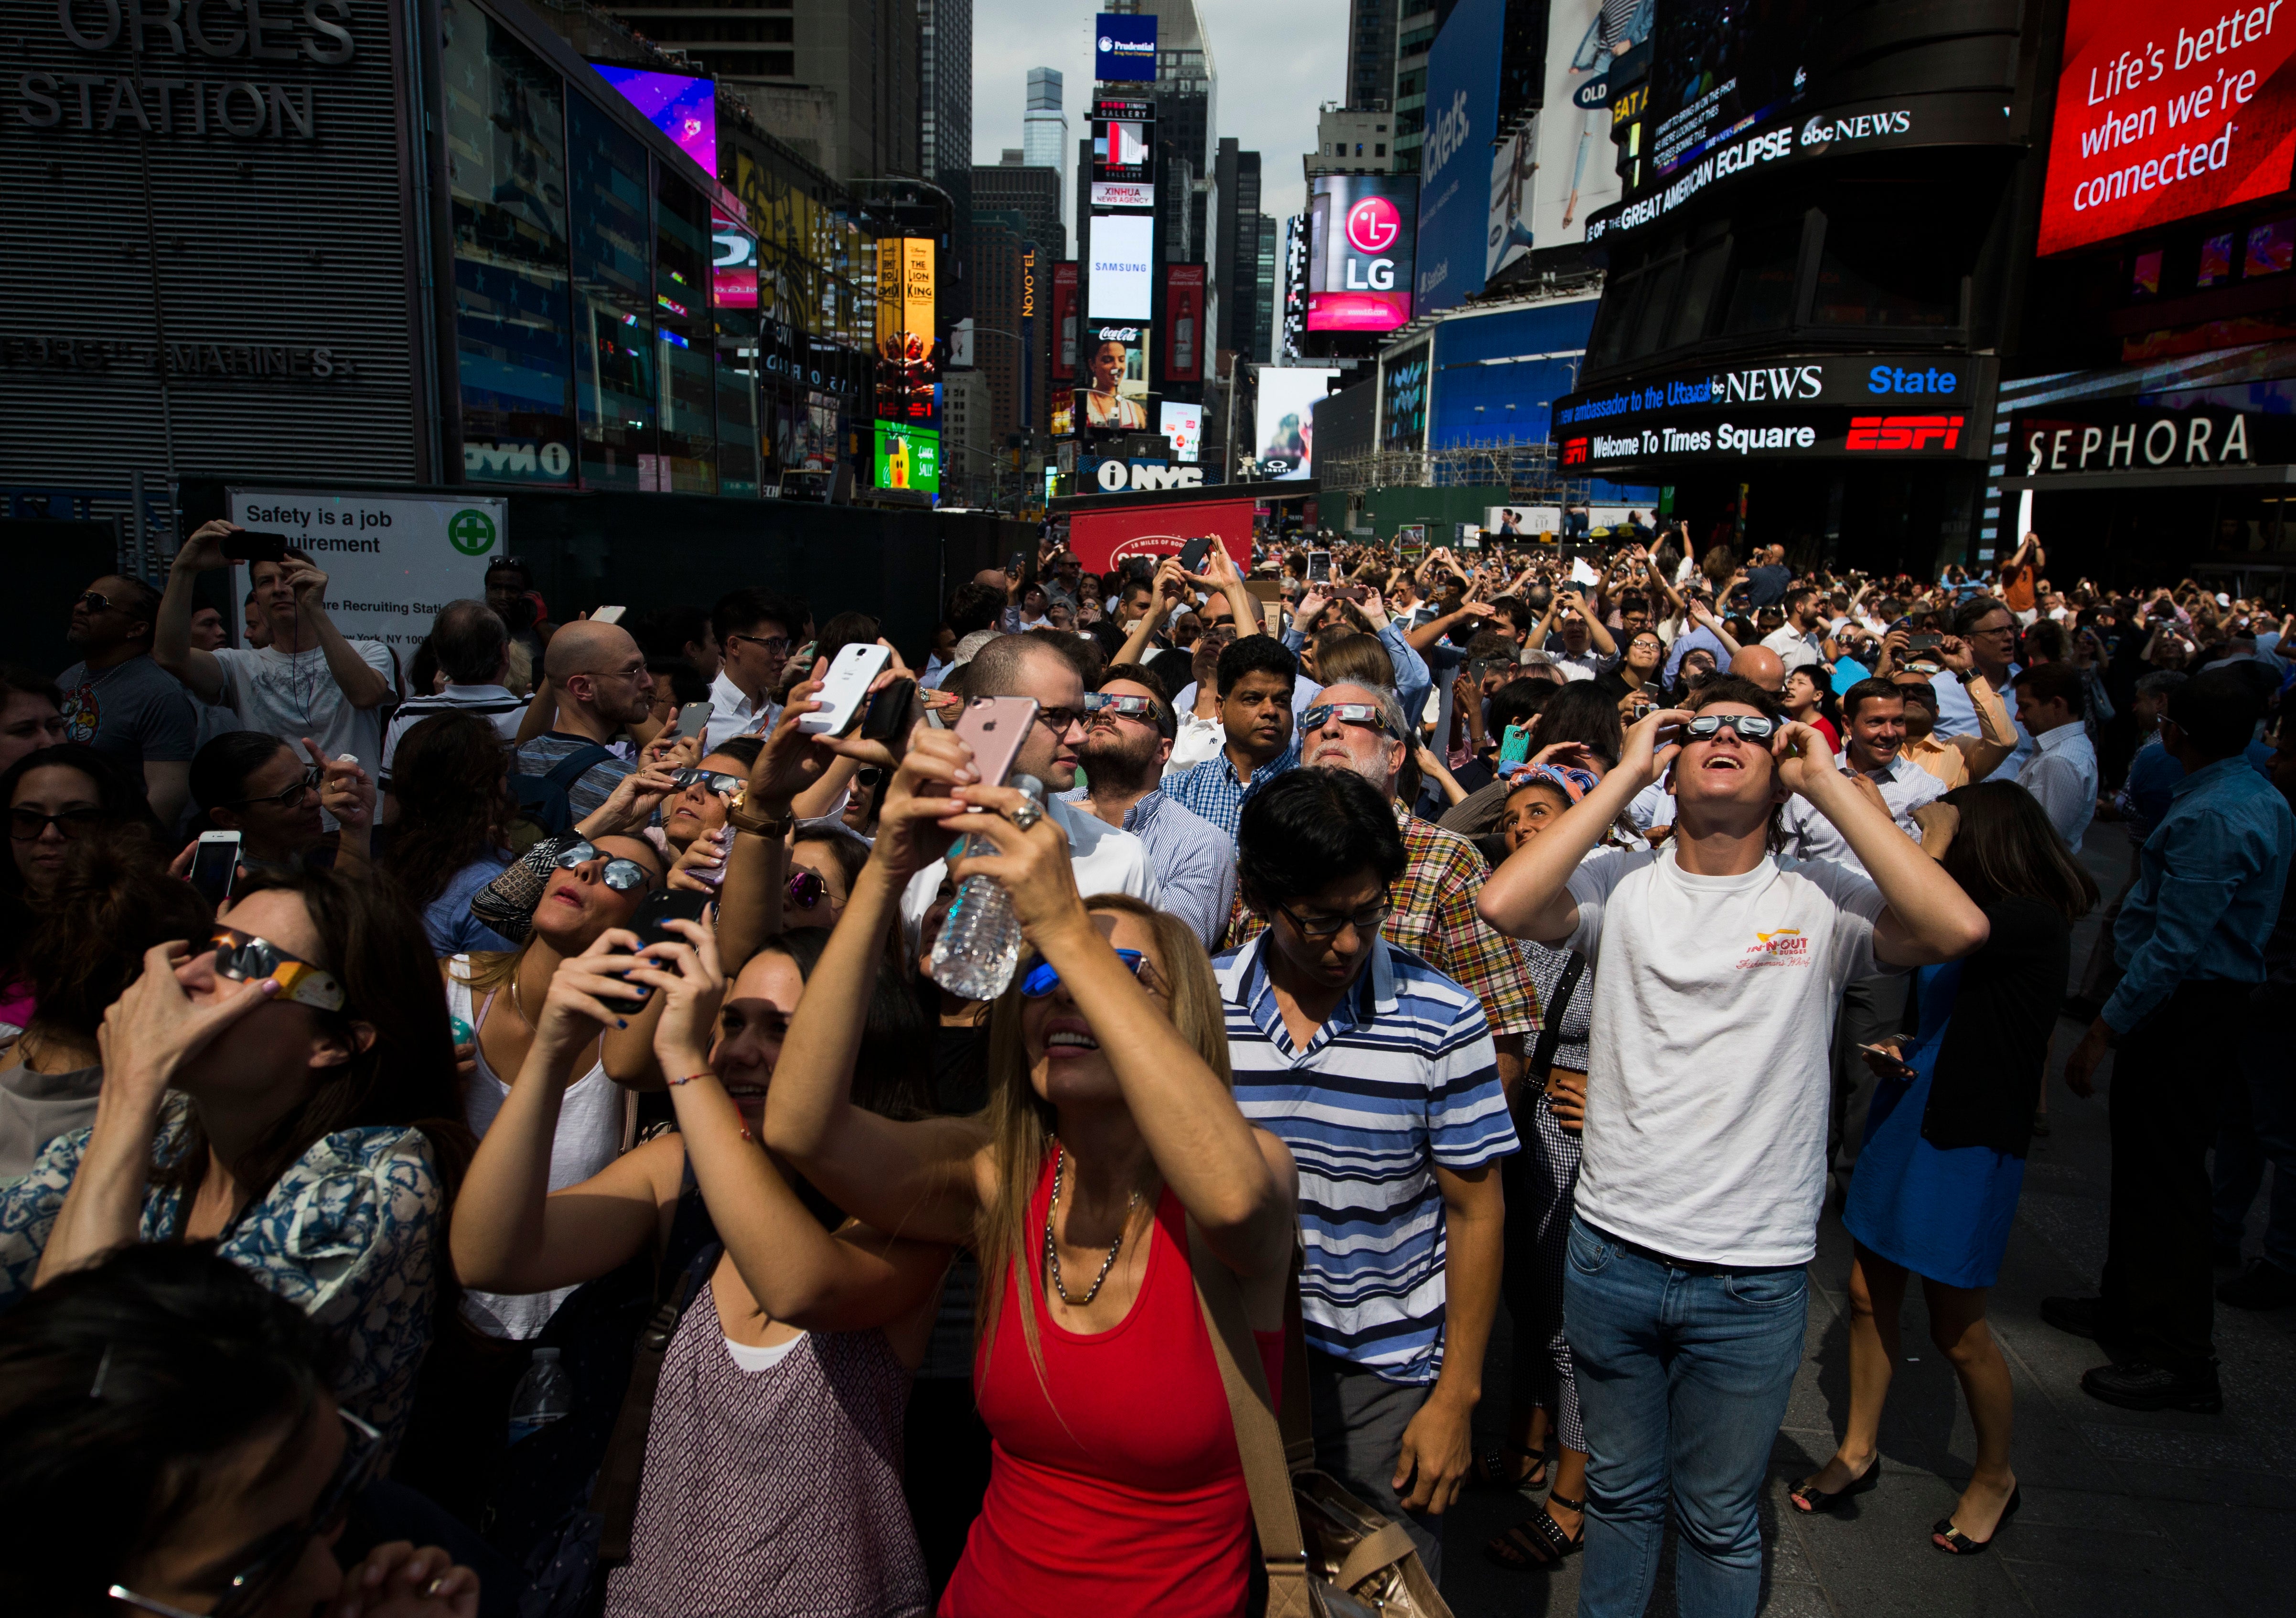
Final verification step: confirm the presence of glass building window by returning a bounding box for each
[655,171,719,493]
[441,3,576,485]
[570,97,656,491]
[1720,220,1802,335]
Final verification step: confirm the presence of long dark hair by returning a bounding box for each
[24,826,212,1040]
[0,1244,336,1617]
[766,927,929,1122]
[155,864,470,1226]
[383,712,513,907]
[0,744,165,963]
[1940,781,2100,923]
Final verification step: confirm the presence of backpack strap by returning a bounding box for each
[587,1229,722,1564]
[1527,952,1587,1082]
[540,743,614,792]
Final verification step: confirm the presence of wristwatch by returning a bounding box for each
[725,788,793,839]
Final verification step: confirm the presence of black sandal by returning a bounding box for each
[1932,1485,2020,1554]
[1483,1491,1587,1571]
[1788,1459,1878,1515]
[1468,1442,1548,1493]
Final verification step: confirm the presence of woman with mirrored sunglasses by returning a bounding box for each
[0,742,164,1030]
[658,736,764,886]
[0,1243,479,1618]
[0,864,462,1461]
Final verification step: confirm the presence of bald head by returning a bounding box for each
[545,619,640,682]
[545,620,653,726]
[1729,646,1786,692]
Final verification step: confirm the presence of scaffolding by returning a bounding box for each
[1318,436,1593,507]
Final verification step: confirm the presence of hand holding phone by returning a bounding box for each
[674,701,715,747]
[598,890,715,1014]
[189,831,242,907]
[800,644,894,735]
[1857,1042,1919,1081]
[952,695,1038,790]
[221,530,290,564]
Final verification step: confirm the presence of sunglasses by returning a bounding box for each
[1300,702,1394,737]
[1020,947,1148,997]
[1084,691,1159,722]
[8,804,102,841]
[552,840,655,893]
[110,1406,384,1618]
[786,867,833,910]
[220,766,323,812]
[854,765,885,787]
[671,768,743,798]
[1272,894,1392,944]
[73,590,123,613]
[1680,712,1780,743]
[210,925,348,1013]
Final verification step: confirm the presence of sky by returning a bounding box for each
[968,0,1350,225]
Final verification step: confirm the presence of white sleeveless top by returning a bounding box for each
[447,957,628,1340]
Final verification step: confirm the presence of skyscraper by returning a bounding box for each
[1346,0,1397,111]
[1022,67,1069,225]
[1102,0,1217,262]
[919,0,974,319]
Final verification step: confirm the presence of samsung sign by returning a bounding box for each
[1094,12,1157,83]
[1086,212,1154,320]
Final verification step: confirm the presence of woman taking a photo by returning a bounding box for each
[1790,782,2097,1554]
[189,731,376,869]
[0,865,461,1455]
[763,733,1299,1618]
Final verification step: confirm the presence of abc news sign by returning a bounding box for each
[1555,354,1994,470]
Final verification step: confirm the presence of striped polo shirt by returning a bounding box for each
[1219,932,1517,1384]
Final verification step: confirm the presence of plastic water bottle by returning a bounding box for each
[930,775,1044,1000]
[505,1346,572,1445]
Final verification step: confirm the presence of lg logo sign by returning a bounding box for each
[1346,197,1401,255]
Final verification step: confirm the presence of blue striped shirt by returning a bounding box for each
[1219,933,1517,1383]
[1164,733,1303,845]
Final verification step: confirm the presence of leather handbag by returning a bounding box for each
[1188,1223,1455,1618]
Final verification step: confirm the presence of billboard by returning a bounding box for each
[874,237,937,424]
[1646,0,1822,180]
[1073,322,1151,431]
[1093,105,1157,183]
[1491,0,1652,273]
[1381,340,1431,454]
[1306,175,1418,333]
[1416,0,1503,315]
[1095,12,1158,82]
[1255,367,1339,479]
[1487,505,1564,538]
[711,209,756,309]
[1087,212,1156,319]
[593,66,717,178]
[1051,261,1081,381]
[873,421,941,494]
[1165,264,1205,380]
[2038,0,2296,256]
[1160,400,1205,462]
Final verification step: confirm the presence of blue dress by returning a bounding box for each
[1842,960,2027,1289]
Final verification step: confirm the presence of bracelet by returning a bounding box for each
[727,799,794,838]
[666,1071,714,1088]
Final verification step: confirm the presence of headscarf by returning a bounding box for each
[1502,761,1599,804]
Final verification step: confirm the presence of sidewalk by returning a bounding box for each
[1439,820,2296,1616]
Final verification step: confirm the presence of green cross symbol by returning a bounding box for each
[448,509,497,556]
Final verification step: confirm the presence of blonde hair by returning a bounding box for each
[973,895,1231,1385]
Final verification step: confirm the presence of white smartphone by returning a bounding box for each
[190,830,241,908]
[590,604,627,625]
[799,643,893,735]
[674,701,714,745]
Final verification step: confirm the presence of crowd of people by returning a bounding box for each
[1,515,2290,1618]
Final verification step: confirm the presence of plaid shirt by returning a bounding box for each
[1228,800,1542,1039]
[1164,733,1303,845]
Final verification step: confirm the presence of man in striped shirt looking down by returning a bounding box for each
[1220,767,1518,1580]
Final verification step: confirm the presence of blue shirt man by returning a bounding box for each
[1165,636,1306,845]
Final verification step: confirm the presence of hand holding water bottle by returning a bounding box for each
[869,724,979,881]
[939,780,1094,959]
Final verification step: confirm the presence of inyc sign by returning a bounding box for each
[14,0,361,140]
[1087,458,1203,492]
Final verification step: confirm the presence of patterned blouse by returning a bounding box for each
[0,1096,444,1454]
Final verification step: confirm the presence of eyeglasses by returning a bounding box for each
[219,766,323,811]
[671,768,744,798]
[1020,947,1148,997]
[1034,705,1087,735]
[109,1407,383,1618]
[8,805,102,841]
[1084,691,1159,724]
[1271,894,1392,944]
[1300,702,1394,737]
[552,840,655,893]
[210,925,348,1013]
[1681,712,1780,744]
[726,631,792,656]
[787,867,831,910]
[73,590,122,613]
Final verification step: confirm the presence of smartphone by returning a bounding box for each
[1907,632,1943,653]
[221,530,289,564]
[859,676,919,743]
[1180,536,1212,573]
[799,643,893,735]
[1007,549,1028,580]
[1307,550,1333,582]
[590,605,627,625]
[1858,1042,1919,1081]
[1498,721,1535,766]
[600,890,715,1014]
[674,701,714,747]
[189,830,241,908]
[953,694,1039,790]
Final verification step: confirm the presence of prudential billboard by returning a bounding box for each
[1095,13,1158,83]
[1416,0,1503,316]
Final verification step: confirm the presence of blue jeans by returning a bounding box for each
[1564,1217,1807,1618]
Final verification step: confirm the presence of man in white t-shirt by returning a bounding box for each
[157,521,397,786]
[1478,676,1988,1618]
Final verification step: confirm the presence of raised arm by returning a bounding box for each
[1479,708,1681,946]
[1685,598,1744,658]
[154,522,232,703]
[1188,539,1263,639]
[1935,636,2017,780]
[280,562,393,710]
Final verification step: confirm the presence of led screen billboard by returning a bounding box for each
[873,421,941,494]
[1051,261,1080,381]
[2038,0,2296,256]
[874,237,937,425]
[1255,367,1339,479]
[1065,322,1151,432]
[1306,175,1418,333]
[1087,213,1156,320]
[1160,401,1204,462]
[593,66,718,178]
[711,209,756,309]
[1645,0,1822,180]
[1094,109,1156,182]
[1416,0,1502,315]
[1165,264,1205,380]
[1095,12,1158,82]
[1492,0,1653,271]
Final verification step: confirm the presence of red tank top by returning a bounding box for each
[939,1158,1285,1618]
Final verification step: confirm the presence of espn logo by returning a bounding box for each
[1846,414,1963,452]
[1562,437,1590,465]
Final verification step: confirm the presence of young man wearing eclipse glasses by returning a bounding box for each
[1478,676,1988,1618]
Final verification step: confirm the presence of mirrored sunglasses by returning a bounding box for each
[1682,712,1779,743]
[787,867,830,910]
[1020,948,1147,998]
[672,768,743,798]
[552,840,654,892]
[209,926,346,1013]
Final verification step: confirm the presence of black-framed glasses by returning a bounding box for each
[1034,705,1087,735]
[1682,713,1779,743]
[553,840,655,893]
[108,1407,382,1618]
[220,766,322,811]
[787,867,830,910]
[1300,702,1394,737]
[1272,892,1393,943]
[726,631,792,656]
[671,768,743,798]
[8,804,102,841]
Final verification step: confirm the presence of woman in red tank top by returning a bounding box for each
[763,739,1299,1618]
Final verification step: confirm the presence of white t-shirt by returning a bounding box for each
[1564,844,1892,1267]
[210,641,396,783]
[901,792,1160,946]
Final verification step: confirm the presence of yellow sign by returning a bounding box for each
[876,236,935,364]
[1021,248,1038,320]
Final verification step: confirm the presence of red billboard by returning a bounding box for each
[1065,495,1257,575]
[1165,264,1205,380]
[2038,0,2296,256]
[1051,262,1080,381]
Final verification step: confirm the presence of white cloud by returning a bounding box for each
[968,0,1349,226]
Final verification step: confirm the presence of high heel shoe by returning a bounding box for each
[1787,1459,1878,1514]
[1932,1485,2021,1554]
